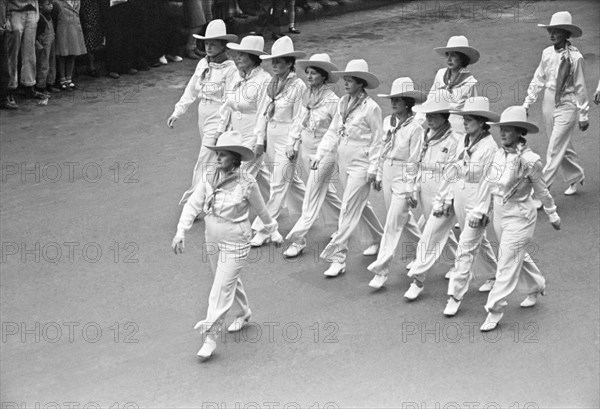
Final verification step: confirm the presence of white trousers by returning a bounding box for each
[180,103,222,204]
[320,142,383,264]
[201,215,252,333]
[368,160,421,276]
[252,121,307,232]
[542,89,585,187]
[485,196,546,313]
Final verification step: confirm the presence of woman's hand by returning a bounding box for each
[468,217,482,229]
[372,180,382,191]
[579,120,589,132]
[310,156,320,170]
[270,230,284,246]
[167,116,177,129]
[286,146,298,161]
[172,236,185,254]
[254,144,264,157]
[407,192,418,209]
[366,173,376,185]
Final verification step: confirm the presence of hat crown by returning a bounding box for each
[271,36,297,57]
[205,19,228,37]
[344,59,369,73]
[238,35,265,52]
[446,35,470,48]
[549,11,573,25]
[389,77,417,94]
[307,53,332,63]
[215,130,245,148]
[462,96,492,112]
[499,106,528,123]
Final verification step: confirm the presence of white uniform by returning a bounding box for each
[523,43,589,187]
[407,124,460,281]
[171,58,237,204]
[471,144,555,313]
[175,170,278,333]
[252,72,308,233]
[367,114,423,276]
[286,84,342,245]
[316,93,384,264]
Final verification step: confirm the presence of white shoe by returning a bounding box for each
[159,55,168,65]
[444,270,452,280]
[406,259,414,270]
[404,281,424,300]
[363,244,380,256]
[443,297,461,316]
[368,274,387,289]
[193,319,209,333]
[480,312,504,332]
[166,54,183,62]
[520,288,545,308]
[227,312,251,332]
[478,279,495,292]
[324,262,346,277]
[197,335,217,361]
[250,231,270,247]
[283,242,306,258]
[564,184,577,195]
[531,198,543,209]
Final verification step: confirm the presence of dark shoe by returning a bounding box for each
[150,60,162,68]
[288,27,301,34]
[127,68,138,75]
[46,84,61,93]
[185,49,199,60]
[25,86,47,99]
[302,4,314,11]
[108,72,120,79]
[272,33,283,40]
[0,95,19,110]
[87,68,100,78]
[234,12,249,19]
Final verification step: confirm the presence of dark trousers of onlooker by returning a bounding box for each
[103,3,135,74]
[36,24,56,89]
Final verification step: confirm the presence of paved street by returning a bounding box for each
[1,1,599,408]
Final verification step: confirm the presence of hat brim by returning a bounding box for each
[260,51,307,60]
[412,104,452,114]
[226,42,267,56]
[377,90,428,103]
[489,121,539,134]
[193,34,239,42]
[434,46,480,65]
[449,109,500,122]
[296,60,340,83]
[206,145,255,162]
[537,23,582,38]
[332,71,380,89]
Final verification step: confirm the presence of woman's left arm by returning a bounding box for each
[572,57,590,126]
[247,182,283,243]
[527,157,561,229]
[366,102,384,178]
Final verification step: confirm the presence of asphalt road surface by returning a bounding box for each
[1,1,599,408]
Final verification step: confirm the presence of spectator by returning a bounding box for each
[102,0,137,78]
[80,0,104,77]
[254,1,299,40]
[0,0,17,109]
[54,0,87,90]
[35,0,58,96]
[182,0,206,59]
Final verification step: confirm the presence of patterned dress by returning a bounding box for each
[80,0,104,52]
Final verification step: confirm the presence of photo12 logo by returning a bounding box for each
[0,161,140,184]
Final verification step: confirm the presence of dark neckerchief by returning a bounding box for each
[443,68,472,91]
[418,121,451,162]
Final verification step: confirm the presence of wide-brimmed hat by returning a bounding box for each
[260,36,306,60]
[297,54,340,83]
[227,35,267,56]
[449,96,500,121]
[377,77,427,102]
[332,59,380,89]
[434,35,480,65]
[412,92,453,114]
[193,19,238,42]
[206,130,255,161]
[489,106,539,134]
[537,11,582,38]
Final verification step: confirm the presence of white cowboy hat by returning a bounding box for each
[260,36,307,60]
[227,35,267,56]
[434,35,480,65]
[332,59,380,89]
[193,19,238,42]
[206,130,255,161]
[489,106,539,134]
[412,91,453,114]
[449,96,500,122]
[296,54,340,83]
[377,77,427,102]
[537,11,582,38]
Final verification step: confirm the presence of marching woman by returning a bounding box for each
[216,35,272,181]
[313,59,384,277]
[468,106,561,331]
[248,36,308,247]
[283,54,342,258]
[167,19,238,204]
[367,78,426,289]
[403,96,460,300]
[171,131,284,360]
[522,11,589,197]
[417,36,480,137]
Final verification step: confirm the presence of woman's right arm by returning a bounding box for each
[170,62,204,120]
[247,181,283,243]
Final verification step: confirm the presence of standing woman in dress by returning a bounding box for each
[167,19,238,204]
[172,131,284,360]
[367,78,426,289]
[248,36,308,247]
[283,53,342,258]
[418,36,479,137]
[313,59,384,277]
[54,0,87,90]
[467,106,561,331]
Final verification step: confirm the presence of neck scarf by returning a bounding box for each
[460,128,489,160]
[300,84,328,129]
[443,68,473,91]
[418,120,451,162]
[384,113,413,143]
[554,41,573,105]
[501,139,529,204]
[337,91,367,137]
[200,48,229,81]
[264,72,294,121]
[205,169,239,212]
[233,65,258,90]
